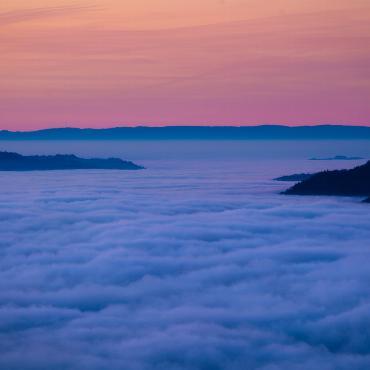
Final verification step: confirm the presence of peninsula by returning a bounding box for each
[274,173,312,182]
[0,151,144,171]
[309,155,364,161]
[283,161,370,201]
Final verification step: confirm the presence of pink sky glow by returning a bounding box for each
[1,0,370,130]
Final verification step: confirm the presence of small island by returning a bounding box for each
[0,151,144,171]
[283,160,370,202]
[309,155,364,161]
[274,173,312,182]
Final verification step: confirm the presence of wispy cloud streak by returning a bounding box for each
[0,4,97,26]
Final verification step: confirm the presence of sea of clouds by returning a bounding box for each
[1,158,370,370]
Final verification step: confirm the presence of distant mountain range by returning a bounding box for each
[1,125,370,140]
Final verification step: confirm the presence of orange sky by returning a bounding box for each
[1,0,370,129]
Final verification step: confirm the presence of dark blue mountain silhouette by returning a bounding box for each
[0,152,144,171]
[1,125,370,140]
[283,161,370,201]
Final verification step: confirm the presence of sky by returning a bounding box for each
[1,0,370,130]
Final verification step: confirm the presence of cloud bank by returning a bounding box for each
[0,160,370,370]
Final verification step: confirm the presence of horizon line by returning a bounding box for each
[2,123,370,133]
